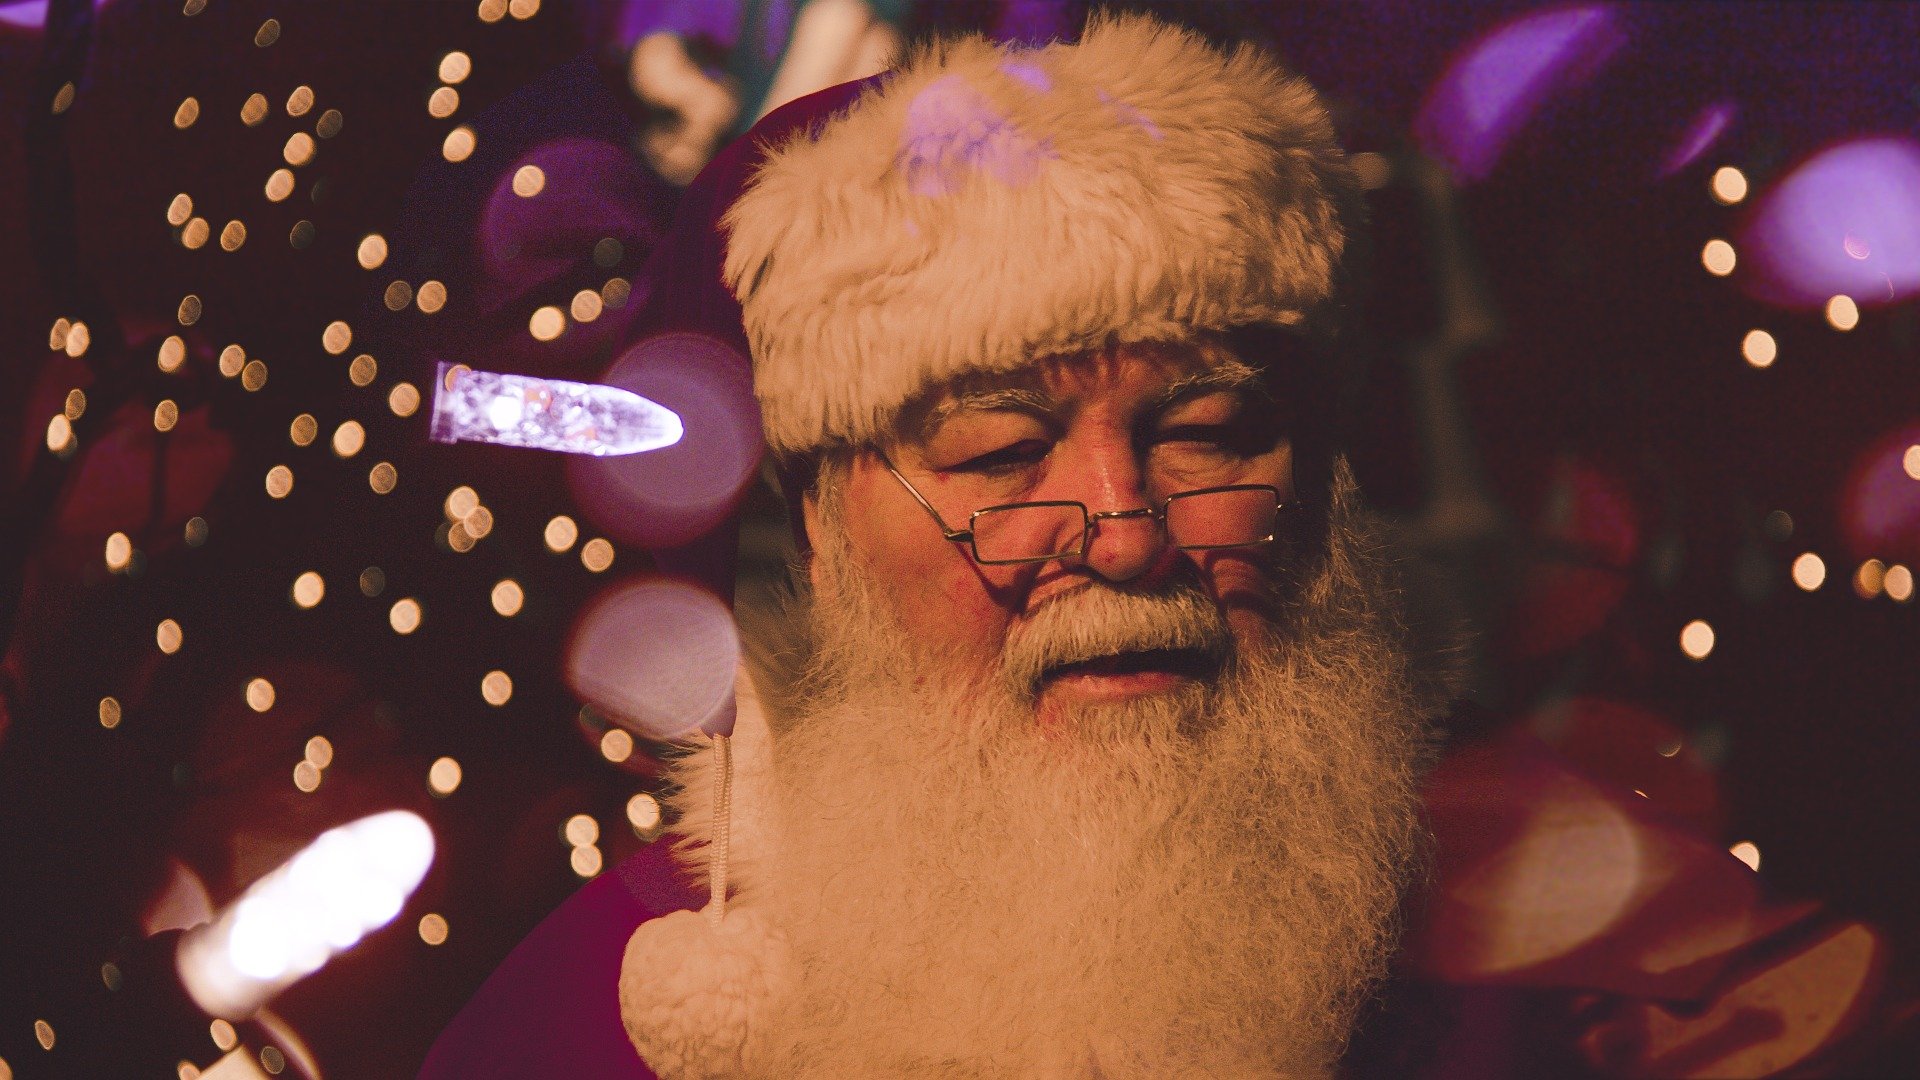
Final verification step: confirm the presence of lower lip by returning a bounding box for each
[1038,668,1194,705]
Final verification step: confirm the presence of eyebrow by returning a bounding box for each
[1149,359,1265,411]
[918,385,1056,440]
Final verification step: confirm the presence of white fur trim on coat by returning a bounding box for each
[723,11,1359,456]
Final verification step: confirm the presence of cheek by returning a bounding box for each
[842,490,1015,670]
[1194,550,1283,638]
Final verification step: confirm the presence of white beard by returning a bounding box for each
[672,469,1438,1079]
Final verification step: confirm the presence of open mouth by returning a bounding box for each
[1037,646,1222,687]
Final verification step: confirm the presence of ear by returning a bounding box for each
[800,489,826,592]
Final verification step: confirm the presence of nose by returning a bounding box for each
[1068,449,1174,584]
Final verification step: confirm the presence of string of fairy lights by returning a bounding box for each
[15,2,665,1072]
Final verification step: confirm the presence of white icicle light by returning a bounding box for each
[429,361,682,456]
[176,811,435,1019]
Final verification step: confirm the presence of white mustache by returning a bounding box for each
[998,582,1232,697]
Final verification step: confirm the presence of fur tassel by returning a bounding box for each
[723,11,1359,456]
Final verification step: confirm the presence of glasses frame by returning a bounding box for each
[881,456,1301,566]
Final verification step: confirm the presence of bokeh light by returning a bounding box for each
[1702,238,1737,276]
[490,579,523,616]
[478,0,507,23]
[1825,294,1859,331]
[359,567,385,597]
[349,354,378,386]
[439,52,472,85]
[428,757,462,796]
[369,462,398,494]
[241,93,268,126]
[599,728,633,763]
[154,400,179,432]
[1742,329,1777,368]
[181,217,210,249]
[1710,165,1748,205]
[416,280,447,313]
[481,670,513,705]
[285,85,314,117]
[428,87,460,119]
[174,96,200,129]
[332,421,366,458]
[284,132,316,167]
[389,383,421,417]
[1791,552,1826,591]
[570,289,603,323]
[357,234,388,270]
[544,515,578,552]
[99,697,122,730]
[565,578,739,739]
[528,305,564,341]
[1729,841,1761,871]
[157,620,183,654]
[157,336,185,372]
[1739,136,1920,307]
[265,168,295,202]
[419,913,449,945]
[569,845,602,878]
[241,359,269,392]
[389,598,422,635]
[1853,558,1886,599]
[290,414,318,446]
[322,321,352,355]
[580,538,614,572]
[443,126,476,162]
[627,793,661,833]
[220,345,245,378]
[246,678,276,712]
[563,814,598,847]
[1886,564,1914,602]
[167,193,192,226]
[1680,619,1715,660]
[265,465,294,499]
[292,571,325,608]
[512,165,546,197]
[305,737,333,769]
[105,532,132,572]
[293,760,322,793]
[444,486,479,521]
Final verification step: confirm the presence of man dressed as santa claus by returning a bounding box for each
[609,12,1451,1078]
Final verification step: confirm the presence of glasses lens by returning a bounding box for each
[971,503,1088,563]
[1165,486,1278,549]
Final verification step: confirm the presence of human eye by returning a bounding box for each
[949,438,1052,475]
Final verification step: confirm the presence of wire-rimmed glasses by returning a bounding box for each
[883,460,1298,566]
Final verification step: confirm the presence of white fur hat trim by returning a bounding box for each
[723,12,1358,456]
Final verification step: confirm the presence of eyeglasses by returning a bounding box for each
[883,458,1300,566]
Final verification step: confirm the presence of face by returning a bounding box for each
[803,339,1297,726]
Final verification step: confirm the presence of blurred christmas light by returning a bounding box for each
[290,220,316,249]
[99,697,122,730]
[445,486,479,521]
[266,168,294,202]
[176,811,435,1018]
[564,814,599,847]
[246,678,276,712]
[168,193,193,226]
[580,538,614,572]
[174,96,200,129]
[419,913,449,945]
[570,289,603,323]
[1741,329,1776,368]
[529,306,565,341]
[390,599,422,635]
[212,1018,237,1049]
[254,17,280,48]
[220,345,245,378]
[490,579,523,616]
[185,517,209,547]
[1854,558,1886,599]
[332,421,366,458]
[284,132,316,167]
[428,87,460,119]
[241,93,269,126]
[48,317,70,350]
[290,414,318,447]
[465,506,494,539]
[292,572,324,608]
[566,577,739,738]
[1825,294,1859,331]
[384,281,413,310]
[1710,165,1747,205]
[601,277,631,308]
[33,1021,52,1050]
[428,363,683,457]
[1739,136,1920,307]
[305,737,333,769]
[369,461,398,494]
[509,0,540,19]
[322,321,352,355]
[628,793,662,834]
[389,382,421,417]
[1887,564,1914,601]
[219,220,247,251]
[158,335,186,372]
[512,165,546,198]
[265,465,293,499]
[293,761,322,793]
[359,567,386,597]
[63,388,85,419]
[417,280,448,313]
[1702,238,1737,276]
[428,757,462,796]
[439,51,472,85]
[481,670,513,705]
[105,532,132,571]
[357,234,388,269]
[158,619,184,655]
[600,728,634,763]
[544,515,579,552]
[443,125,477,162]
[317,109,343,139]
[63,321,90,357]
[182,217,210,249]
[242,359,269,392]
[349,354,378,386]
[1729,841,1761,871]
[571,845,602,878]
[1680,619,1715,660]
[155,399,180,432]
[1791,552,1826,591]
[45,414,73,454]
[286,85,314,117]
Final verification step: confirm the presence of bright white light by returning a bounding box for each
[1728,841,1760,871]
[178,811,434,1018]
[429,362,682,457]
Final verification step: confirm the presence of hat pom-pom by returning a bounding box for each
[619,903,789,1078]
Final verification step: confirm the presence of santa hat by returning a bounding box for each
[727,10,1364,460]
[618,13,1362,1076]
